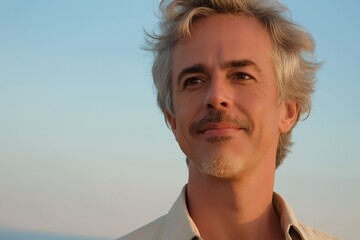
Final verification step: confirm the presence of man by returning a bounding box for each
[118,0,339,239]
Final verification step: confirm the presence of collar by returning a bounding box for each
[273,192,305,240]
[160,185,201,240]
[160,185,305,240]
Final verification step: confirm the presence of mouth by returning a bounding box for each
[198,122,242,135]
[189,111,253,137]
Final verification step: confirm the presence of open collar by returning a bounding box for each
[160,186,306,240]
[160,185,201,240]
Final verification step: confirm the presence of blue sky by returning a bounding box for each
[0,0,359,239]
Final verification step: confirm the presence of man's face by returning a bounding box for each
[168,14,296,178]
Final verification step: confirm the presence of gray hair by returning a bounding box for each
[146,0,320,167]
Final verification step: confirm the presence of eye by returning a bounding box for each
[182,77,204,88]
[233,72,253,80]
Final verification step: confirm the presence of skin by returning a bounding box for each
[167,15,298,240]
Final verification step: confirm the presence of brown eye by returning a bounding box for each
[234,72,252,80]
[183,77,204,88]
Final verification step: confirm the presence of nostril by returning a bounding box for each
[207,103,215,109]
[206,101,228,109]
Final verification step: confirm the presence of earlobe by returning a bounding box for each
[165,111,176,132]
[279,101,299,133]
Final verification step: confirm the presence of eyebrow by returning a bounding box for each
[176,64,207,86]
[221,59,262,73]
[176,59,261,85]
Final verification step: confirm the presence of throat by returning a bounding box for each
[186,168,283,240]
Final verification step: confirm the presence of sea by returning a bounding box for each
[0,228,111,240]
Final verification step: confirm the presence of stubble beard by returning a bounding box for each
[195,137,245,179]
[188,111,253,179]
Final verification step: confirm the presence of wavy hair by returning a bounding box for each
[146,0,320,167]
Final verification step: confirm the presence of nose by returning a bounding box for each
[204,77,232,111]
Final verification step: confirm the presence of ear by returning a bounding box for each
[165,111,177,132]
[279,101,299,133]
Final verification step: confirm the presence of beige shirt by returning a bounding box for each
[117,186,340,240]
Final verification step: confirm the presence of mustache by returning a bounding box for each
[189,111,253,136]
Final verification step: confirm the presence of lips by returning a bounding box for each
[198,122,241,134]
[189,111,254,137]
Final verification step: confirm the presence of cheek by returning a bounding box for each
[234,90,265,116]
[173,92,205,117]
[172,98,203,141]
[236,91,280,131]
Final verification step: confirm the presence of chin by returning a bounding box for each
[195,152,246,179]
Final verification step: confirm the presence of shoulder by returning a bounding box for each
[298,223,342,240]
[115,215,166,240]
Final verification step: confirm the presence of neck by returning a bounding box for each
[186,160,283,240]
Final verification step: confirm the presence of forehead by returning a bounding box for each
[172,14,274,77]
[178,14,270,43]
